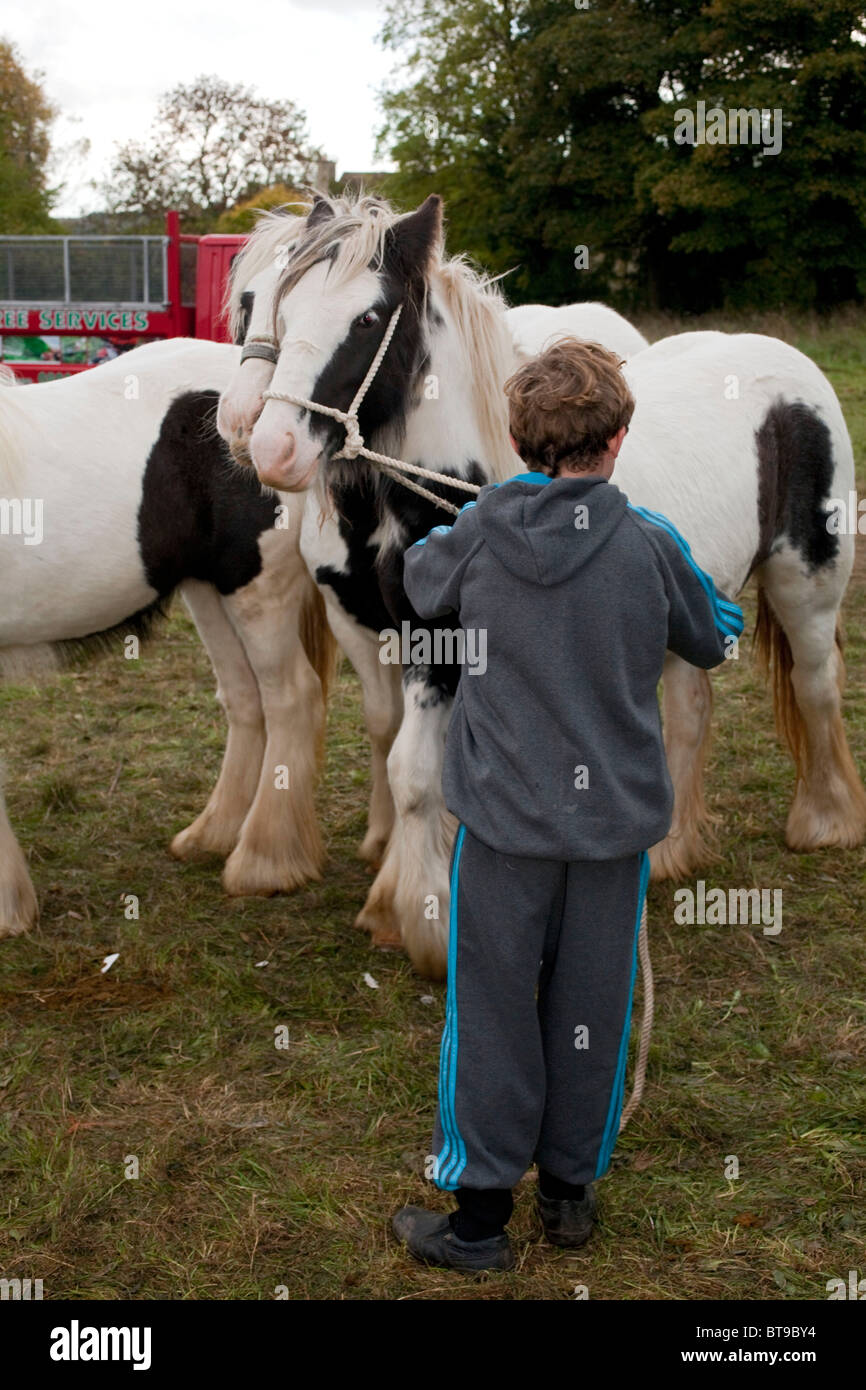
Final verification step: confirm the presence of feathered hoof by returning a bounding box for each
[649,827,717,881]
[0,871,39,939]
[403,933,447,982]
[354,897,402,946]
[785,799,866,853]
[357,830,389,870]
[170,819,238,862]
[221,843,320,897]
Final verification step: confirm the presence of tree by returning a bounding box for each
[215,183,309,234]
[640,0,866,309]
[0,39,57,232]
[376,1,676,308]
[377,0,866,311]
[100,76,323,232]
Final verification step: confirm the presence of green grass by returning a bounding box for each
[1,310,865,1300]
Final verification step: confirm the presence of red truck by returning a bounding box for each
[0,212,244,380]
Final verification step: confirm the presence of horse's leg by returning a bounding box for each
[355,675,454,979]
[756,552,866,850]
[321,599,403,867]
[0,771,38,938]
[170,579,266,861]
[221,530,333,896]
[649,652,719,879]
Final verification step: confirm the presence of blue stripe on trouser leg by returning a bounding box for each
[594,850,651,1180]
[434,823,467,1190]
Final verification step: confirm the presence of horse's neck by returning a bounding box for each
[387,293,517,481]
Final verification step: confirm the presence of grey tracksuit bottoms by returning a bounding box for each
[433,825,650,1192]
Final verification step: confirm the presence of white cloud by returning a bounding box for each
[6,0,396,215]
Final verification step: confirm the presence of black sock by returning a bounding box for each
[538,1168,585,1202]
[449,1186,513,1241]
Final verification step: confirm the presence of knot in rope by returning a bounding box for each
[337,416,364,460]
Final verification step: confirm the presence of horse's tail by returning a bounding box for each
[298,572,338,758]
[753,586,806,773]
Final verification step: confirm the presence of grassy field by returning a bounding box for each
[1,311,864,1301]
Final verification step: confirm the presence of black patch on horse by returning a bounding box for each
[375,459,487,699]
[313,474,395,633]
[752,398,839,573]
[138,390,277,596]
[303,278,426,459]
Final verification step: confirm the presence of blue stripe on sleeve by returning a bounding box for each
[628,504,745,639]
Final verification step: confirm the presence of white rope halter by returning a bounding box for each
[261,303,479,515]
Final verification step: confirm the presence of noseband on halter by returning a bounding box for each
[259,302,479,514]
[239,337,279,365]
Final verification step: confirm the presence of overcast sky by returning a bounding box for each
[6,0,397,216]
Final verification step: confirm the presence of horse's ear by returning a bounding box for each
[388,194,443,277]
[306,194,334,230]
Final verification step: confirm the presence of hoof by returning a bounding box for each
[649,827,718,881]
[170,821,237,862]
[354,899,402,949]
[357,831,389,870]
[371,927,404,950]
[0,874,39,939]
[785,794,866,853]
[222,844,319,898]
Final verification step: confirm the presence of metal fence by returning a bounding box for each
[0,236,169,306]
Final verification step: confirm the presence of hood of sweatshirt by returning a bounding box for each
[476,472,630,586]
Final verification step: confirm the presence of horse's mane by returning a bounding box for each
[434,255,516,482]
[226,192,392,342]
[270,193,404,318]
[270,191,517,482]
[225,204,307,341]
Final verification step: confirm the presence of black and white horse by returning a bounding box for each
[216,197,654,926]
[0,337,334,938]
[221,192,864,980]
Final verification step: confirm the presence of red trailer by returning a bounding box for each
[0,212,245,381]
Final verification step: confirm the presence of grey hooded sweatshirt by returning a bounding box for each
[403,471,744,861]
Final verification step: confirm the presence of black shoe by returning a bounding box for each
[392,1205,514,1271]
[536,1184,597,1248]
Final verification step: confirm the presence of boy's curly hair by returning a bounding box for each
[504,337,635,475]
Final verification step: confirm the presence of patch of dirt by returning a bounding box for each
[0,972,172,1016]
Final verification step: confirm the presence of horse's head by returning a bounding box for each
[248,193,443,492]
[216,210,305,464]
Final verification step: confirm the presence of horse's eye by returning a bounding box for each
[356,309,380,328]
